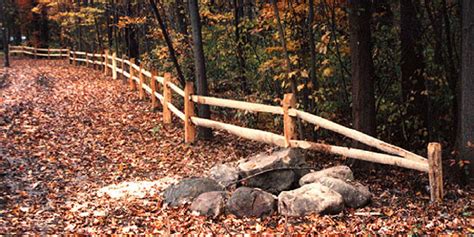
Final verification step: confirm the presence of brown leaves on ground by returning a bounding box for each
[0,59,473,234]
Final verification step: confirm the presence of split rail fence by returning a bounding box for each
[9,45,444,203]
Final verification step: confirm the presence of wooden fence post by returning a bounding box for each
[162,73,172,124]
[73,51,77,66]
[129,58,136,90]
[184,81,196,143]
[139,65,145,99]
[67,49,71,64]
[150,70,159,109]
[112,52,117,80]
[428,142,443,203]
[34,48,37,59]
[282,93,297,148]
[85,52,89,67]
[47,48,50,59]
[120,55,125,80]
[104,50,109,75]
[92,52,97,70]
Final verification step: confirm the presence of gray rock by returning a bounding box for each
[318,176,371,208]
[278,183,344,217]
[244,170,295,194]
[190,191,228,218]
[163,178,223,207]
[239,148,305,175]
[299,165,353,186]
[226,187,276,218]
[238,148,306,193]
[209,164,239,188]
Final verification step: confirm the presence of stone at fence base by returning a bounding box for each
[244,170,296,194]
[226,187,276,218]
[163,178,223,207]
[190,191,228,218]
[208,164,239,188]
[238,148,306,193]
[278,183,344,217]
[317,176,372,208]
[299,165,354,186]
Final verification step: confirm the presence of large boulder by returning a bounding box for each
[208,164,239,188]
[238,148,306,193]
[278,183,344,217]
[244,170,296,194]
[163,178,223,207]
[299,165,353,186]
[317,177,371,208]
[226,187,276,218]
[190,191,228,218]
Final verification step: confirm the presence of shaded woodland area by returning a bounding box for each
[0,0,473,235]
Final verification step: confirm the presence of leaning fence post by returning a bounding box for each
[120,55,125,80]
[184,81,196,143]
[85,52,89,67]
[428,142,443,203]
[282,93,297,148]
[73,51,77,66]
[104,50,109,75]
[162,73,172,124]
[112,52,117,80]
[150,70,159,109]
[129,58,136,90]
[139,65,145,99]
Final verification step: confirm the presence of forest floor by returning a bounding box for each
[0,59,472,234]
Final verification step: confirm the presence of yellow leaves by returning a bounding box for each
[31,6,42,14]
[118,16,146,29]
[323,67,334,77]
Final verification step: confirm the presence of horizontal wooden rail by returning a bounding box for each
[168,81,185,97]
[191,116,286,146]
[293,110,427,162]
[290,140,429,172]
[191,95,285,115]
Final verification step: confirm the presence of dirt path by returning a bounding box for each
[0,59,472,234]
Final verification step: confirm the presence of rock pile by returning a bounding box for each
[162,148,372,218]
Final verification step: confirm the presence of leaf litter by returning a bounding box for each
[0,59,472,234]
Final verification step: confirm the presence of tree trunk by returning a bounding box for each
[105,2,113,49]
[175,0,188,35]
[234,0,249,94]
[348,0,376,141]
[126,0,139,59]
[188,0,212,139]
[149,0,186,87]
[458,0,474,176]
[400,0,428,142]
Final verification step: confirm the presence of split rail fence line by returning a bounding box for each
[9,45,444,203]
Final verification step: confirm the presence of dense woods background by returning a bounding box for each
[0,0,472,181]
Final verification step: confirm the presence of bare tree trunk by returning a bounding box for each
[458,0,474,177]
[271,0,296,95]
[105,2,113,49]
[348,0,376,141]
[400,0,428,142]
[126,0,139,59]
[149,0,186,87]
[175,0,188,35]
[234,0,249,94]
[188,0,212,139]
